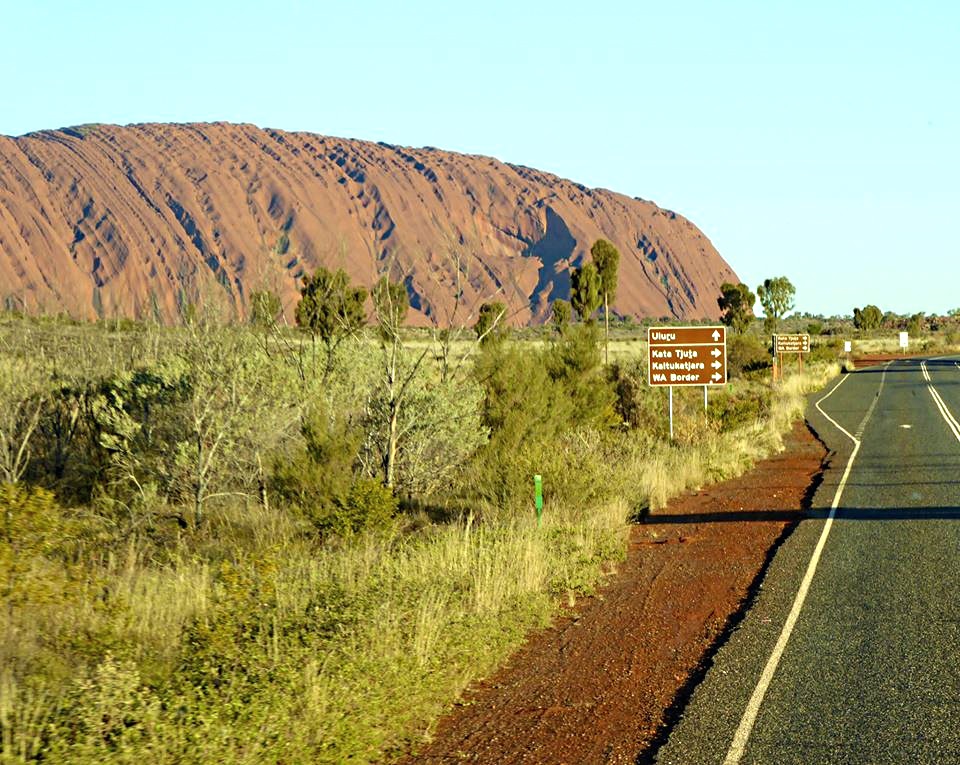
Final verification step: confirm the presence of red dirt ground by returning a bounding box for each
[398,420,827,764]
[850,352,923,368]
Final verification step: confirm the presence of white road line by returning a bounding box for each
[723,366,889,764]
[922,361,960,443]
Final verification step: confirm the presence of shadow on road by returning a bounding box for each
[644,506,960,525]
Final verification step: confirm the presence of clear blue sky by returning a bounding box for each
[4,0,959,317]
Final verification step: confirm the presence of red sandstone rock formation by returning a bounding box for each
[0,122,736,325]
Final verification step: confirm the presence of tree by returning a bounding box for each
[249,290,282,328]
[363,265,487,496]
[717,282,756,334]
[424,248,508,384]
[371,276,423,489]
[473,302,507,345]
[570,263,601,323]
[295,268,367,380]
[853,305,883,330]
[591,239,621,364]
[551,299,572,335]
[756,277,796,333]
[174,317,300,524]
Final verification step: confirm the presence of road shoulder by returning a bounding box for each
[397,419,828,765]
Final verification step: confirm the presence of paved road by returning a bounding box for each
[655,357,960,764]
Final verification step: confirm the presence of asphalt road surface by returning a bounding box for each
[656,357,960,764]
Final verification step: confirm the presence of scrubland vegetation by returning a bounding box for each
[0,292,841,763]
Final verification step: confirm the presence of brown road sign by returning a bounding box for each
[648,326,727,386]
[773,334,810,353]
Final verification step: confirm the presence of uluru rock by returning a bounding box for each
[0,122,736,325]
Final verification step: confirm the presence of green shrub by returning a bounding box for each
[808,336,843,364]
[325,477,398,536]
[272,412,397,536]
[47,654,161,760]
[543,323,617,428]
[608,361,665,435]
[470,328,619,514]
[708,386,772,432]
[0,482,60,553]
[727,333,771,378]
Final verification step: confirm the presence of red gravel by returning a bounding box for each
[850,352,923,368]
[399,420,827,764]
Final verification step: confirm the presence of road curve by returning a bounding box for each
[655,357,960,764]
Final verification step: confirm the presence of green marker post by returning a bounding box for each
[534,474,543,527]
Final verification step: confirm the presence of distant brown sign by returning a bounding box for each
[648,326,727,387]
[773,334,810,353]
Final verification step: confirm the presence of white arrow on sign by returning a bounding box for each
[711,360,721,369]
[711,348,721,357]
[711,330,721,341]
[711,372,722,381]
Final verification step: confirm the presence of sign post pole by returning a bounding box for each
[703,384,708,413]
[534,474,543,527]
[669,386,674,441]
[772,334,810,381]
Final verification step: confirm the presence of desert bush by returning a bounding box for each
[469,327,618,514]
[708,384,773,432]
[608,360,666,435]
[272,411,398,537]
[0,356,50,484]
[470,346,573,511]
[272,409,361,512]
[0,482,60,555]
[46,654,161,760]
[326,478,399,537]
[543,323,617,428]
[359,371,487,498]
[807,336,843,364]
[727,332,771,378]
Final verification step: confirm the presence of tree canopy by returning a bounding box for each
[570,263,601,323]
[296,268,367,346]
[756,276,796,332]
[551,299,572,334]
[473,302,507,345]
[717,282,755,333]
[853,305,883,330]
[591,239,621,363]
[591,240,620,307]
[372,276,409,341]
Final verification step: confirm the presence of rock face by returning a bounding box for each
[0,122,736,325]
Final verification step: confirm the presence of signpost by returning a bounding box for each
[773,334,810,354]
[648,326,727,439]
[899,332,909,351]
[772,333,810,381]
